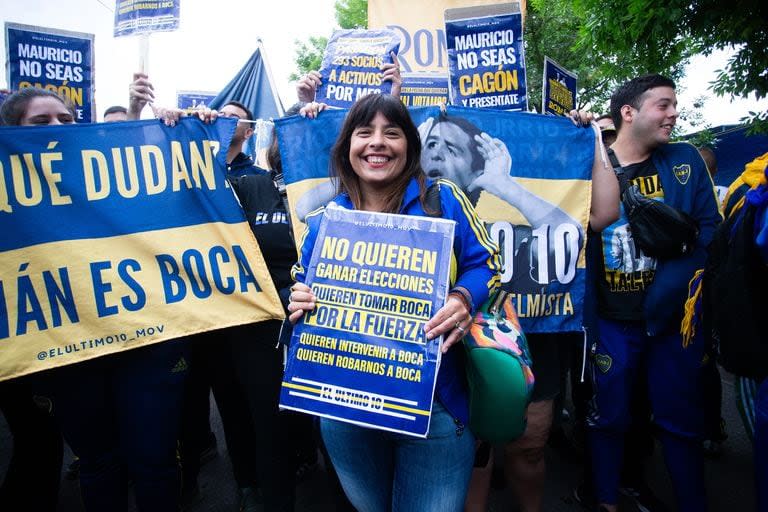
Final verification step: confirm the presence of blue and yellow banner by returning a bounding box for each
[5,22,95,122]
[114,0,181,37]
[445,4,527,111]
[0,118,284,381]
[280,206,454,437]
[317,29,400,108]
[276,106,594,333]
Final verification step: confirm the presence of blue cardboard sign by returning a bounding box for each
[399,73,449,108]
[542,56,577,116]
[114,0,181,37]
[5,23,95,122]
[445,5,527,111]
[317,29,401,108]
[177,90,217,111]
[280,206,454,437]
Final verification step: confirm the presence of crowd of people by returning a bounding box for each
[0,58,766,512]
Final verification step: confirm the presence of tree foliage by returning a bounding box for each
[335,0,368,29]
[290,0,367,80]
[524,0,616,113]
[573,0,768,132]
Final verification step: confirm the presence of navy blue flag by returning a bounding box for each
[209,44,284,159]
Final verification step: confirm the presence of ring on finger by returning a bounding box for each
[457,325,466,334]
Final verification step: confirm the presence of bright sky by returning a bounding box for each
[1,0,764,130]
[0,0,338,116]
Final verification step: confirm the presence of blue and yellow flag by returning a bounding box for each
[276,106,594,333]
[0,118,284,381]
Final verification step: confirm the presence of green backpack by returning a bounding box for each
[425,182,534,442]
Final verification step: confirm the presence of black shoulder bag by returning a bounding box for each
[607,148,699,259]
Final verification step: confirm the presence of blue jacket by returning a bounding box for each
[641,142,721,334]
[292,177,501,424]
[227,152,268,178]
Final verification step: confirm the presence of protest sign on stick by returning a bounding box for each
[445,2,528,111]
[542,56,577,116]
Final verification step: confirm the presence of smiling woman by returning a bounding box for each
[287,93,503,511]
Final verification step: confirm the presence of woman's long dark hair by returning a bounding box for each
[0,87,73,126]
[331,94,435,214]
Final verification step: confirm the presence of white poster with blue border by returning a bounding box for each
[114,0,181,37]
[445,2,527,111]
[280,205,454,437]
[5,22,95,123]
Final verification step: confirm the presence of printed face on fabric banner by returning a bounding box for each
[276,106,594,333]
[0,117,285,381]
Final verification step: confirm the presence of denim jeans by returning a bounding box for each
[43,340,188,512]
[320,401,475,512]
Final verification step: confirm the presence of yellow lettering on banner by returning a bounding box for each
[40,142,71,206]
[335,355,386,375]
[338,338,389,359]
[81,150,110,200]
[190,141,217,190]
[113,147,140,198]
[513,292,574,318]
[140,145,166,195]
[171,141,193,191]
[299,332,339,350]
[349,241,437,273]
[10,154,43,206]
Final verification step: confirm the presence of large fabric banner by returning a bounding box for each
[445,3,527,111]
[276,106,594,333]
[317,29,400,109]
[368,0,525,73]
[542,56,577,116]
[280,206,453,437]
[5,23,95,122]
[114,0,181,37]
[0,118,284,381]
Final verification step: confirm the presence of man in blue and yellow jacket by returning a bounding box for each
[585,74,721,512]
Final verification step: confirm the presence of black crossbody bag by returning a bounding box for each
[607,148,699,259]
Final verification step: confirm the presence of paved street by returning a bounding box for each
[1,369,756,511]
